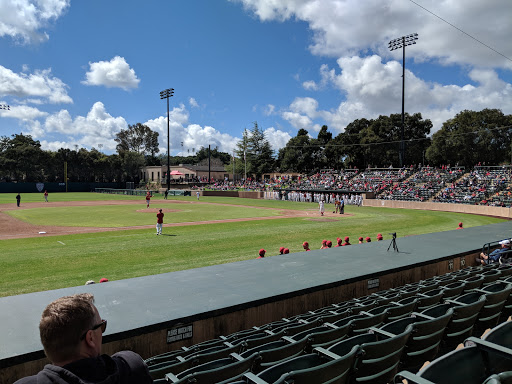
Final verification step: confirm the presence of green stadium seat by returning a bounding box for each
[472,282,512,337]
[380,305,453,372]
[240,336,309,373]
[416,288,444,311]
[326,324,413,384]
[332,311,387,335]
[395,339,512,384]
[148,341,242,380]
[289,321,351,352]
[429,292,486,355]
[440,281,466,299]
[464,274,485,292]
[165,352,259,384]
[244,346,357,384]
[483,321,512,373]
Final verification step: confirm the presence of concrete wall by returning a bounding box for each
[364,199,512,219]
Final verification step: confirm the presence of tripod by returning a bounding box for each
[387,233,399,252]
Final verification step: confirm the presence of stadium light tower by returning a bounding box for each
[0,104,10,111]
[160,88,174,191]
[388,33,418,168]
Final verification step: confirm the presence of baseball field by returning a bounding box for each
[0,192,505,298]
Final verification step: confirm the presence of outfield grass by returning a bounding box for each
[6,203,283,227]
[0,192,152,204]
[0,193,505,297]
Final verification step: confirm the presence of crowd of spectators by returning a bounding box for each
[194,165,512,208]
[377,166,464,201]
[433,166,512,205]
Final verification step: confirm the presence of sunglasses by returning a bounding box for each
[80,319,107,340]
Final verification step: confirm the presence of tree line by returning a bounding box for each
[1,108,510,183]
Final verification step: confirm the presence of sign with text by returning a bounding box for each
[167,324,193,344]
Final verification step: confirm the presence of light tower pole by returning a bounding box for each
[388,33,418,168]
[160,88,174,191]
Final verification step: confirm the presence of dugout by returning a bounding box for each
[1,221,511,382]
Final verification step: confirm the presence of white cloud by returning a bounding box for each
[302,80,318,91]
[39,102,127,150]
[82,56,140,90]
[282,110,319,132]
[264,104,276,116]
[189,97,199,108]
[264,127,292,151]
[0,0,69,43]
[281,55,512,135]
[0,104,48,120]
[0,65,72,103]
[303,64,336,90]
[234,0,512,69]
[145,103,240,154]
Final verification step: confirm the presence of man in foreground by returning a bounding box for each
[15,293,153,384]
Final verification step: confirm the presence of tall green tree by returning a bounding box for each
[278,129,315,172]
[0,134,45,182]
[234,128,251,178]
[115,123,160,157]
[334,113,431,169]
[248,122,275,178]
[311,125,333,170]
[426,109,512,167]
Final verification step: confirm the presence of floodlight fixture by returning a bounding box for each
[388,33,419,167]
[160,88,175,190]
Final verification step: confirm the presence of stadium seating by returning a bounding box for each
[326,324,412,383]
[149,342,242,380]
[289,321,351,352]
[380,305,453,372]
[144,266,512,383]
[423,292,486,355]
[240,336,309,373]
[244,346,357,384]
[394,336,512,384]
[472,282,512,337]
[164,352,259,384]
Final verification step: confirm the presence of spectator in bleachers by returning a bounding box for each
[257,249,266,259]
[14,293,152,384]
[476,240,511,265]
[302,241,311,251]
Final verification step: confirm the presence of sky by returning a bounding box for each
[0,0,511,156]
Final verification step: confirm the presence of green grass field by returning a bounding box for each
[0,192,505,298]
